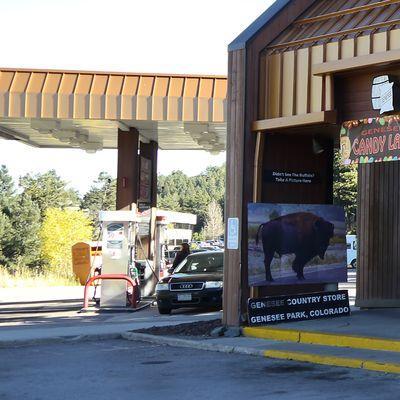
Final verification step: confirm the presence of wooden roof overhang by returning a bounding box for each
[253,0,400,133]
[0,68,227,152]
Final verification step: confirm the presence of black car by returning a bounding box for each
[156,251,223,314]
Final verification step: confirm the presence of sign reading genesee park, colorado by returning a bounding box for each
[248,290,350,326]
[340,115,400,164]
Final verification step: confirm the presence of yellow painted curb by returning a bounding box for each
[362,360,400,374]
[264,349,400,374]
[243,327,400,353]
[242,327,300,342]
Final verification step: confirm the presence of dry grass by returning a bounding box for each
[0,265,79,288]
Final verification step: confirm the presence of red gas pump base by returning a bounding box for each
[80,274,144,313]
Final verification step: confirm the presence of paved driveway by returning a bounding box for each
[0,339,397,400]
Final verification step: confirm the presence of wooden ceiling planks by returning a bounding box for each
[267,0,400,53]
[256,0,400,124]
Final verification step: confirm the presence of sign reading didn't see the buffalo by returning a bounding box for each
[264,170,320,185]
[248,290,350,326]
[248,203,347,286]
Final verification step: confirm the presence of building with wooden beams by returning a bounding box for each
[225,0,400,326]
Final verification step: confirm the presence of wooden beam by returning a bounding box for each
[252,111,337,132]
[268,19,400,51]
[294,0,400,26]
[223,49,245,327]
[313,48,400,76]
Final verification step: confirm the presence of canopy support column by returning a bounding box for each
[116,128,139,211]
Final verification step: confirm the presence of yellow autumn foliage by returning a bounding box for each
[40,208,93,279]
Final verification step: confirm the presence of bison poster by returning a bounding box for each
[248,203,347,286]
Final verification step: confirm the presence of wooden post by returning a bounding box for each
[223,49,246,327]
[357,161,400,307]
[116,128,139,211]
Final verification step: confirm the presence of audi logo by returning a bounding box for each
[180,283,193,289]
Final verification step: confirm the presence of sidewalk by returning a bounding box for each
[0,286,88,304]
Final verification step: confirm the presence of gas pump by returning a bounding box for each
[98,210,137,309]
[136,215,168,296]
[81,210,171,310]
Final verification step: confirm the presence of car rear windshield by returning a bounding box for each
[174,253,223,274]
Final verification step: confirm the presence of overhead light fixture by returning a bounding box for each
[52,130,76,143]
[81,140,103,153]
[190,132,203,139]
[31,119,61,134]
[197,138,209,146]
[69,132,89,145]
[312,138,325,154]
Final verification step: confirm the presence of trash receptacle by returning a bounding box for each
[71,242,102,285]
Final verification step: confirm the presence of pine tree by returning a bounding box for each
[19,170,79,217]
[4,194,42,268]
[333,150,358,233]
[0,166,15,267]
[81,172,116,231]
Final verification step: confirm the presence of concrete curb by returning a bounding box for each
[263,349,400,375]
[243,327,400,352]
[121,332,265,356]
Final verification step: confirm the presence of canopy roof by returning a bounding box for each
[0,68,227,153]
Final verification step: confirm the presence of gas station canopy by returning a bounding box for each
[0,68,227,153]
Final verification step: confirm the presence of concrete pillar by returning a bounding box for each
[116,128,139,211]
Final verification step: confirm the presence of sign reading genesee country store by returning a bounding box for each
[248,290,350,326]
[340,115,400,164]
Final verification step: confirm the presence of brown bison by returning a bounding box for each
[256,212,334,281]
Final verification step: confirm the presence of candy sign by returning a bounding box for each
[340,115,400,165]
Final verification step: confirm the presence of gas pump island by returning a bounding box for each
[81,210,169,312]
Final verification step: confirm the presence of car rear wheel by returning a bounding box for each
[158,307,172,315]
[351,260,357,269]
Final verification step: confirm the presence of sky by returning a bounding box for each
[0,0,273,194]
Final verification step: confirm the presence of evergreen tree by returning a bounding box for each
[157,165,226,232]
[333,150,358,233]
[0,165,15,215]
[19,170,79,217]
[81,172,116,229]
[0,166,15,266]
[0,211,12,266]
[4,194,42,268]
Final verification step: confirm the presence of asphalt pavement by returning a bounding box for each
[3,270,399,380]
[1,339,398,400]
